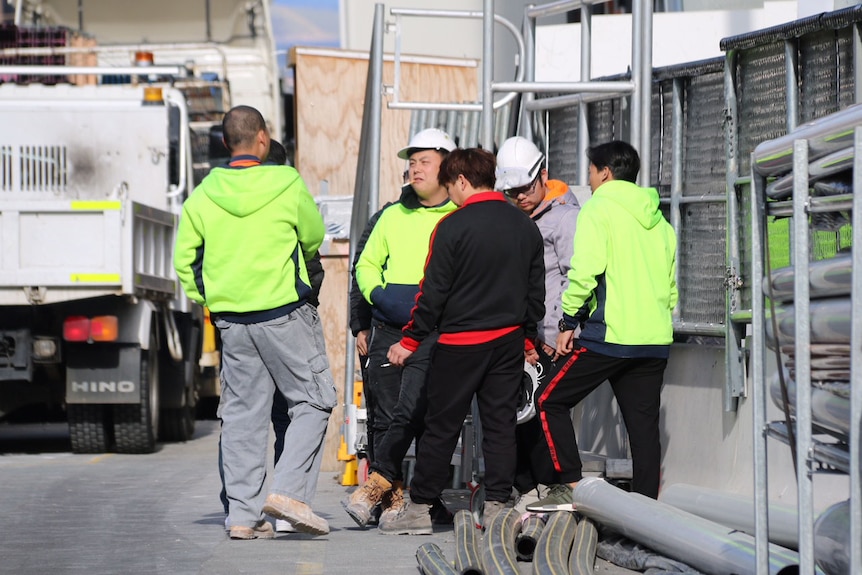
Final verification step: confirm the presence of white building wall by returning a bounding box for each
[535,1,799,81]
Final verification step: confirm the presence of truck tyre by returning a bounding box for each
[159,316,198,442]
[67,404,111,453]
[114,330,159,453]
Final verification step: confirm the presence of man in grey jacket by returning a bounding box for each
[495,136,580,510]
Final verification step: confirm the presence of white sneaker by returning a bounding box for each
[224,515,230,532]
[275,519,297,533]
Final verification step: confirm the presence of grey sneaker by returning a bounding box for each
[482,500,508,530]
[525,483,575,512]
[378,499,432,535]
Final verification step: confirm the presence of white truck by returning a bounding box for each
[0,0,283,453]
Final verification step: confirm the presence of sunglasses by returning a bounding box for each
[503,174,540,199]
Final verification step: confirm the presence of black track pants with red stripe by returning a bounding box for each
[536,346,667,498]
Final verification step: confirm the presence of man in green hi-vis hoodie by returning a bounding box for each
[529,140,678,512]
[174,105,335,540]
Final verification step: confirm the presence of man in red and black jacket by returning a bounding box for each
[383,148,545,534]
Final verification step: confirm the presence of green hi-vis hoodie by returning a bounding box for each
[173,164,325,315]
[355,186,457,327]
[562,179,678,358]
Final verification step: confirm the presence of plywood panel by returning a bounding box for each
[292,48,477,471]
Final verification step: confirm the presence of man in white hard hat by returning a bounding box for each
[344,128,457,530]
[495,136,580,512]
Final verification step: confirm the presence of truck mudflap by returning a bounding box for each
[65,344,141,404]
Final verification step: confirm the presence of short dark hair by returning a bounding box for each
[267,139,288,165]
[222,105,266,152]
[586,140,640,183]
[438,148,496,190]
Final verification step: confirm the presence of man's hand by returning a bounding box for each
[525,348,539,366]
[555,330,575,361]
[388,342,414,366]
[356,329,370,356]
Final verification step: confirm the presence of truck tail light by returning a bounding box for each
[63,315,119,342]
[90,316,119,342]
[63,316,90,341]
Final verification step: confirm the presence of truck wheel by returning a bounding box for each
[159,317,198,442]
[159,405,194,442]
[114,332,159,453]
[67,404,111,453]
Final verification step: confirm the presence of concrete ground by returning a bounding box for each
[0,420,637,575]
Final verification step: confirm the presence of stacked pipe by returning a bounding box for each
[763,254,854,447]
[415,506,601,575]
[753,103,862,200]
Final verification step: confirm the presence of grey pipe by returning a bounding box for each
[572,477,806,575]
[659,483,799,551]
[416,542,459,575]
[766,255,852,303]
[752,102,862,177]
[814,500,850,575]
[569,516,598,575]
[515,514,544,562]
[453,509,484,575]
[480,508,520,575]
[531,511,576,575]
[769,373,851,439]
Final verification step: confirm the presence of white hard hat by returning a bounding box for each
[516,360,540,425]
[495,136,545,191]
[397,128,456,159]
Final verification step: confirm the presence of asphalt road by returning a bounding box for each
[0,421,637,575]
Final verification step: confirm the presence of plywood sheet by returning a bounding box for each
[292,48,477,471]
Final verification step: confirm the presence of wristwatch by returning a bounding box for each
[558,317,572,332]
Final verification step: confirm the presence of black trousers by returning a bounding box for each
[536,346,666,498]
[410,330,523,505]
[513,348,560,493]
[365,322,436,481]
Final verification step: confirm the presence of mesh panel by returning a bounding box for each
[684,71,726,198]
[547,103,579,185]
[799,29,845,122]
[679,202,727,324]
[652,81,673,198]
[736,43,787,177]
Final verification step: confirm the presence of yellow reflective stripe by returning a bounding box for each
[70,201,122,211]
[70,273,121,283]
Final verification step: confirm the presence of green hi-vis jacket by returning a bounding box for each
[174,163,324,317]
[562,179,678,358]
[355,185,457,327]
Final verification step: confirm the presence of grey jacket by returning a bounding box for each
[532,180,580,346]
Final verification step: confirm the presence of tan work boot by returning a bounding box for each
[263,493,329,536]
[378,499,432,535]
[229,520,275,540]
[378,480,405,528]
[342,472,392,528]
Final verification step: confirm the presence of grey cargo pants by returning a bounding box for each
[216,303,336,528]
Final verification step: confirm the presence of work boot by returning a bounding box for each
[525,483,575,512]
[482,500,508,531]
[378,499,432,535]
[342,472,392,528]
[229,520,275,540]
[377,480,405,528]
[263,493,329,535]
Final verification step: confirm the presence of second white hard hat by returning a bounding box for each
[495,136,545,191]
[397,128,456,159]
